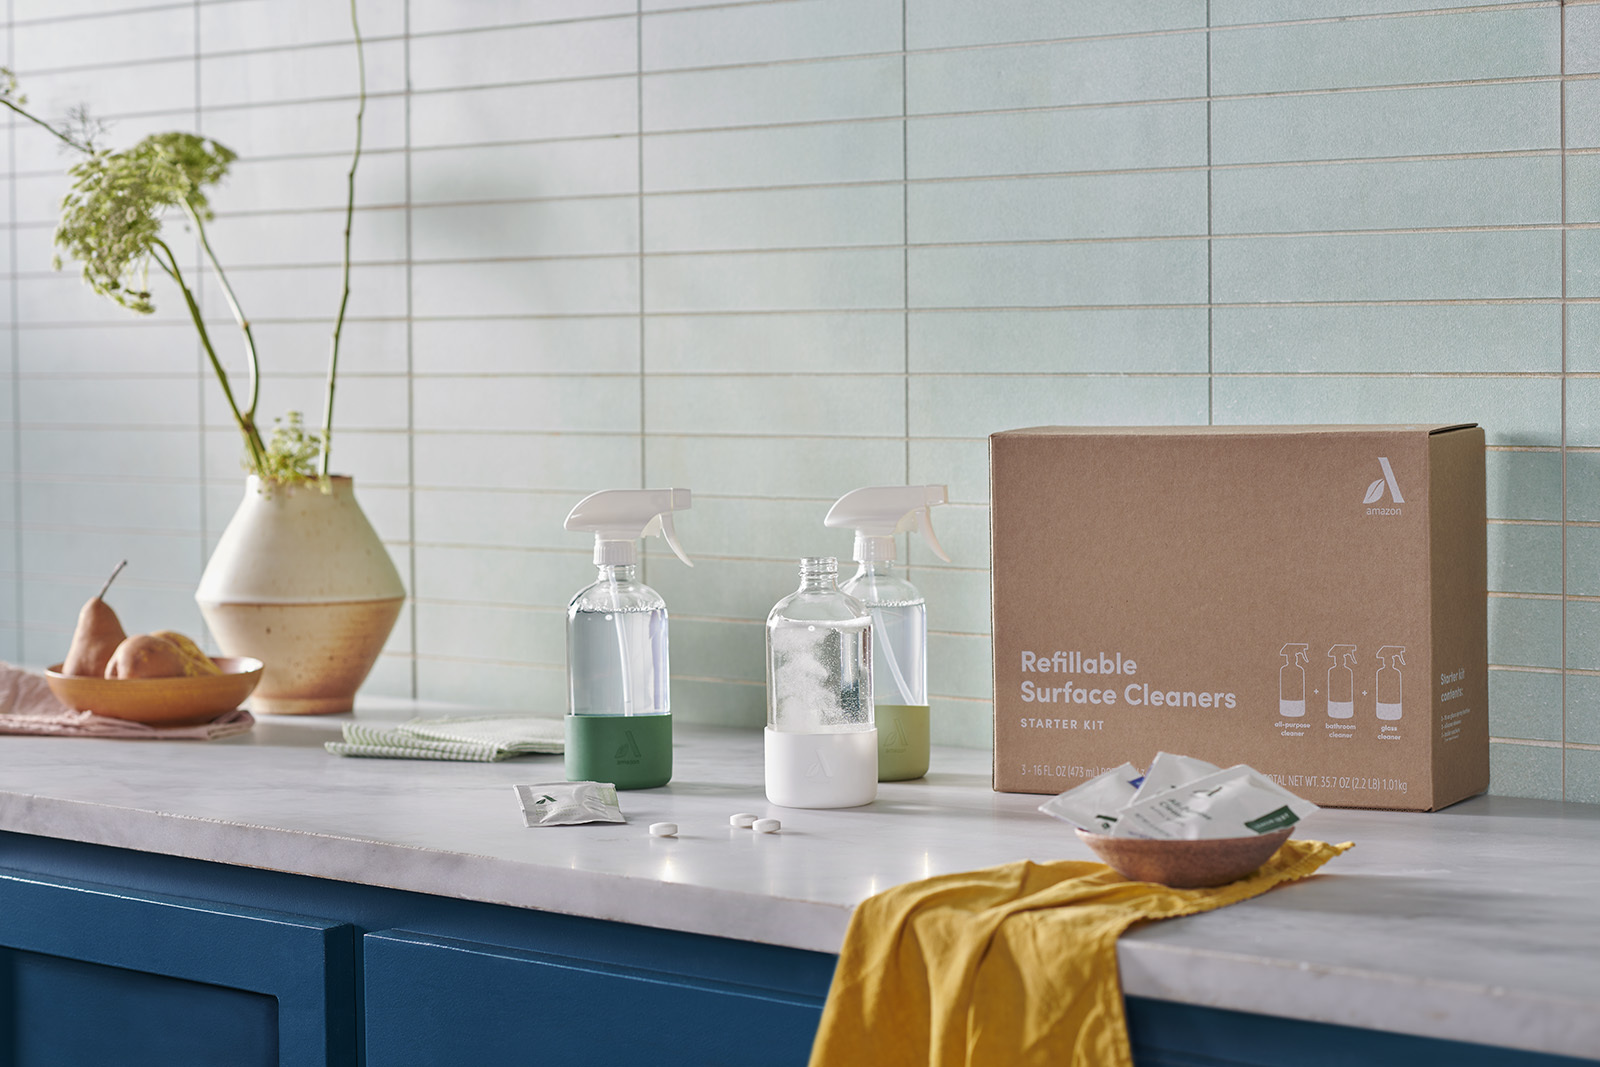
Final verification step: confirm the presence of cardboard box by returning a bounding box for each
[989,424,1487,811]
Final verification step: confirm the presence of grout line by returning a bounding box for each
[1206,0,1214,427]
[7,0,20,664]
[405,0,419,700]
[637,1,647,505]
[194,0,211,644]
[1560,0,1569,800]
[902,0,910,487]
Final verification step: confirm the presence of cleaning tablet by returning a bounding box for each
[730,813,758,828]
[752,818,781,834]
[649,822,678,837]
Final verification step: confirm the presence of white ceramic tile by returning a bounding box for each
[907,32,1205,115]
[217,153,407,213]
[413,374,639,434]
[909,438,990,505]
[8,69,193,163]
[200,426,412,485]
[910,170,1206,244]
[195,263,408,322]
[200,95,408,158]
[204,206,408,268]
[911,566,990,636]
[414,601,565,665]
[413,488,579,550]
[905,502,988,568]
[21,477,203,531]
[410,138,639,204]
[908,0,1206,50]
[409,80,638,148]
[409,0,636,34]
[19,428,200,480]
[643,0,899,70]
[200,38,406,109]
[649,555,799,622]
[643,120,902,193]
[910,240,1207,309]
[231,319,411,376]
[908,375,1209,438]
[643,435,905,499]
[23,527,203,588]
[671,496,839,561]
[415,657,565,710]
[16,5,192,70]
[412,198,638,261]
[644,311,903,374]
[414,543,589,606]
[16,325,204,376]
[413,258,639,318]
[21,376,200,428]
[413,432,640,491]
[927,631,992,700]
[410,16,636,92]
[413,317,640,375]
[645,248,903,313]
[645,374,905,437]
[910,308,1208,374]
[643,55,901,132]
[200,0,406,54]
[645,185,902,253]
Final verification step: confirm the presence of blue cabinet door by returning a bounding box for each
[0,866,356,1067]
[364,929,827,1067]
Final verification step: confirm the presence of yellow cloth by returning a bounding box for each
[810,839,1351,1067]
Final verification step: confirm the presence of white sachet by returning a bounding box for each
[1110,765,1316,840]
[515,782,625,826]
[1127,751,1221,805]
[1036,763,1145,834]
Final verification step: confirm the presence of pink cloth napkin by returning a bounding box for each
[0,663,254,740]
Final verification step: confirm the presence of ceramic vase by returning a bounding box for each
[196,475,405,715]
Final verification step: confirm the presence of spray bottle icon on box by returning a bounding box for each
[1327,645,1357,719]
[1279,643,1309,717]
[1376,645,1405,721]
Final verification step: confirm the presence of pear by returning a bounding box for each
[150,630,222,676]
[62,560,128,677]
[104,634,187,680]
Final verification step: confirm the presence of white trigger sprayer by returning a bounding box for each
[561,488,692,790]
[824,484,950,781]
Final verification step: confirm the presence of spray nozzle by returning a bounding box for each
[564,488,693,567]
[824,484,951,564]
[1377,645,1406,667]
[1328,644,1358,668]
[1280,642,1309,668]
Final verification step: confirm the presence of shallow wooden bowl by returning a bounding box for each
[45,658,264,727]
[1076,827,1293,888]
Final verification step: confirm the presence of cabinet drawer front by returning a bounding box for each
[365,930,825,1067]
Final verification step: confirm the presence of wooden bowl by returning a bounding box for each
[45,658,264,727]
[1076,827,1294,888]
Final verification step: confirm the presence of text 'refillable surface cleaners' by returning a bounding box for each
[563,488,692,790]
[824,484,950,781]
[765,557,876,808]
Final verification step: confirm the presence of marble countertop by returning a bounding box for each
[0,700,1595,1060]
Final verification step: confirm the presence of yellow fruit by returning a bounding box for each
[150,631,222,676]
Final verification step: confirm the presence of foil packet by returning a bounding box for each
[515,781,625,827]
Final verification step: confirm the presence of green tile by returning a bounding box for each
[644,435,906,500]
[1565,378,1600,447]
[1214,0,1513,22]
[1569,600,1600,671]
[908,0,1204,49]
[416,658,565,711]
[646,312,904,375]
[361,654,415,700]
[910,439,991,505]
[913,567,992,637]
[1488,668,1563,742]
[412,317,639,376]
[645,249,902,312]
[908,101,1207,180]
[928,632,993,701]
[1212,8,1558,95]
[643,55,901,132]
[643,0,898,70]
[1212,376,1560,447]
[909,376,1208,439]
[907,32,1204,115]
[1576,304,1600,373]
[21,429,197,480]
[1488,740,1563,800]
[1213,156,1559,235]
[412,199,638,262]
[1489,523,1562,595]
[650,556,802,623]
[1568,3,1600,75]
[413,602,563,666]
[414,375,639,434]
[1214,231,1560,303]
[1569,80,1600,149]
[1568,154,1600,227]
[1214,305,1560,375]
[930,698,993,750]
[906,503,989,569]
[676,496,837,561]
[412,258,639,317]
[413,490,577,551]
[910,171,1205,244]
[1567,453,1600,521]
[413,433,641,492]
[1213,81,1559,165]
[668,618,766,684]
[1487,450,1561,521]
[409,18,633,92]
[910,240,1207,308]
[644,120,902,193]
[1567,525,1600,597]
[669,677,765,728]
[1564,747,1600,805]
[1568,229,1600,300]
[412,79,636,149]
[413,544,591,609]
[646,185,902,253]
[645,374,904,437]
[1488,595,1561,668]
[911,309,1207,375]
[1565,673,1600,745]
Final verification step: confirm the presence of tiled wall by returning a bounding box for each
[4,0,1597,800]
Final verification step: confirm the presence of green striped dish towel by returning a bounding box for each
[325,715,565,762]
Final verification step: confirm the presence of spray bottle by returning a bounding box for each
[824,485,950,781]
[1376,645,1405,721]
[1326,645,1357,720]
[1278,643,1308,718]
[563,488,692,789]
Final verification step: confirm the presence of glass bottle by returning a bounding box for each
[841,559,929,780]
